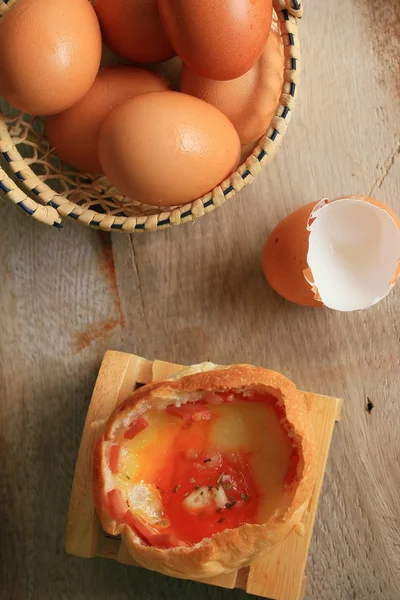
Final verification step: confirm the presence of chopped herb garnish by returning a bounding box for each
[208,485,214,491]
[222,482,233,490]
[200,490,204,496]
[218,517,225,524]
[125,474,131,480]
[194,484,200,490]
[172,484,180,493]
[225,500,237,510]
[204,458,212,463]
[216,507,222,513]
[241,493,251,501]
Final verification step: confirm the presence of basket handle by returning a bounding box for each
[0,164,63,228]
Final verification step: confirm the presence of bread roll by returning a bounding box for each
[93,363,316,579]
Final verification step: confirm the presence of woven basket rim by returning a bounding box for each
[0,0,302,231]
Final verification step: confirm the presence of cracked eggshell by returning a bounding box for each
[262,201,321,307]
[305,196,400,311]
[262,196,400,311]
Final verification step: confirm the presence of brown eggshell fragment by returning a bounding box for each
[262,202,322,307]
[263,195,400,311]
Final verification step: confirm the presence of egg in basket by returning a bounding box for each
[0,0,302,231]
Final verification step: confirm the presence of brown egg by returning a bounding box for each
[92,0,174,63]
[262,203,321,307]
[0,0,102,116]
[46,67,169,174]
[98,91,241,207]
[159,0,273,80]
[180,30,284,145]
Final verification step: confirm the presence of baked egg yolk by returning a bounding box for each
[106,391,297,547]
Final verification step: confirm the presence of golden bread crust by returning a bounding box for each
[92,364,316,579]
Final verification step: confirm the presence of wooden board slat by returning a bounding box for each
[152,359,185,381]
[246,393,341,599]
[66,351,136,557]
[66,351,341,600]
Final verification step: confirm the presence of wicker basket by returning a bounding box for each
[0,0,302,232]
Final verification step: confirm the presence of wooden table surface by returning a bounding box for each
[0,1,399,599]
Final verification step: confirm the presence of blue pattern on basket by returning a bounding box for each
[0,176,63,228]
[1,4,300,231]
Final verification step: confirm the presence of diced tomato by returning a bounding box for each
[122,510,158,545]
[167,403,211,422]
[124,417,148,440]
[107,489,127,521]
[108,444,120,474]
[123,512,188,549]
[147,534,189,549]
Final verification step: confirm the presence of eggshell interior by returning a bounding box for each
[306,198,400,311]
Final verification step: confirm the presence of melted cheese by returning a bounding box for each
[210,402,293,522]
[110,396,293,542]
[116,410,181,486]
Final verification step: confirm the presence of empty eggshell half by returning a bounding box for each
[305,196,400,311]
[262,196,400,311]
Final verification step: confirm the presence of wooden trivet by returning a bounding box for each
[66,351,342,600]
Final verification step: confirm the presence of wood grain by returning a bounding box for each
[0,1,399,599]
